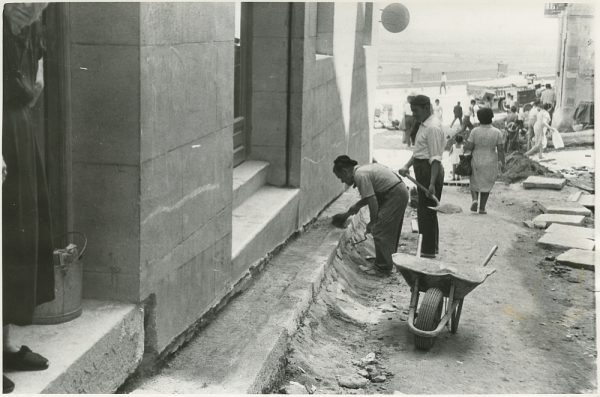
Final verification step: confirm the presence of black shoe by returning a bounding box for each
[3,375,14,393]
[420,253,436,259]
[470,201,478,212]
[3,346,49,371]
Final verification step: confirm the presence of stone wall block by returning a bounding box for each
[141,3,183,45]
[69,3,140,45]
[70,44,140,165]
[252,37,289,93]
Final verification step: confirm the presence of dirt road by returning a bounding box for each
[280,137,596,394]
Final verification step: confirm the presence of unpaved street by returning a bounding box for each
[280,135,596,394]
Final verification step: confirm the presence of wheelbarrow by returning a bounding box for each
[392,238,498,350]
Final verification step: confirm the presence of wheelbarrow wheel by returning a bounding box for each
[414,287,444,350]
[450,298,464,334]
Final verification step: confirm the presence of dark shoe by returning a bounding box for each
[479,209,487,214]
[3,346,49,371]
[420,253,436,259]
[3,375,14,393]
[470,201,478,212]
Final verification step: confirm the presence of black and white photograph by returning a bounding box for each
[1,1,597,394]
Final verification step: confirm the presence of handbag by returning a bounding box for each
[456,153,473,176]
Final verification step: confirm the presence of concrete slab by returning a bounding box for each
[131,192,356,394]
[537,233,595,251]
[556,249,595,271]
[411,219,419,233]
[536,202,592,217]
[532,214,585,227]
[522,176,566,190]
[578,194,595,208]
[8,300,143,394]
[545,223,595,241]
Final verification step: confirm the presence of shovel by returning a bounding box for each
[402,174,462,214]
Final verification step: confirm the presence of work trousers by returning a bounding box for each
[373,182,409,270]
[413,159,444,256]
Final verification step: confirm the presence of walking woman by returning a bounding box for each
[333,155,409,274]
[464,107,506,214]
[525,103,556,159]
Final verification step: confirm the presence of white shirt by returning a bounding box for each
[413,115,445,164]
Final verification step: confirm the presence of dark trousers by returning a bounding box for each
[413,159,444,256]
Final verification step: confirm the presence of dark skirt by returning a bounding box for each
[3,104,55,325]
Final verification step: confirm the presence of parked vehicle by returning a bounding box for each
[467,75,549,112]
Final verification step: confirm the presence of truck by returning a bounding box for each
[466,75,546,112]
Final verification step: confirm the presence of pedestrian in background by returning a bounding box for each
[398,95,445,258]
[540,83,556,120]
[526,101,540,151]
[458,99,477,135]
[464,107,505,214]
[333,155,409,275]
[449,135,464,181]
[450,101,463,128]
[439,72,447,94]
[403,96,415,147]
[433,99,443,123]
[525,103,556,159]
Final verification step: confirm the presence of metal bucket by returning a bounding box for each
[32,242,84,325]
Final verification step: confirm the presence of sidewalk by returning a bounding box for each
[126,190,360,394]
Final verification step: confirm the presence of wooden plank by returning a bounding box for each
[532,214,585,227]
[536,202,592,217]
[578,194,595,208]
[522,176,566,190]
[411,219,419,233]
[537,233,595,251]
[545,223,595,240]
[556,249,595,271]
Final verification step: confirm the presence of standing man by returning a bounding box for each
[540,83,556,121]
[439,72,447,95]
[398,95,445,258]
[450,101,463,128]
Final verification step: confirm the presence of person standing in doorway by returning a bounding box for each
[3,3,54,394]
[450,101,463,128]
[439,72,447,95]
[398,95,445,258]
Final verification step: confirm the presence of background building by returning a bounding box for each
[19,2,378,390]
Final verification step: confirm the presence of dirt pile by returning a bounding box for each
[499,152,561,183]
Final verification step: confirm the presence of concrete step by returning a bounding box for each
[232,160,270,209]
[231,185,300,280]
[130,192,357,394]
[6,300,143,394]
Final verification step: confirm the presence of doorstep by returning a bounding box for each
[5,299,143,394]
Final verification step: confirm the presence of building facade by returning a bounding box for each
[547,3,595,129]
[28,2,378,361]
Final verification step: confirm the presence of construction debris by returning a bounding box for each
[499,153,561,184]
[537,232,595,251]
[545,224,595,241]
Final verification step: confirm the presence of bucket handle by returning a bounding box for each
[56,231,88,260]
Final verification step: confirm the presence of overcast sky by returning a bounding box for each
[378,0,560,45]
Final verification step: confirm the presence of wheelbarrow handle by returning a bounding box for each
[481,245,499,267]
[402,174,440,205]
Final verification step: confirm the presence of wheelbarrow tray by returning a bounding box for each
[392,253,496,301]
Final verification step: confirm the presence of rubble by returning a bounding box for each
[283,381,308,394]
[338,375,369,389]
[499,153,561,183]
